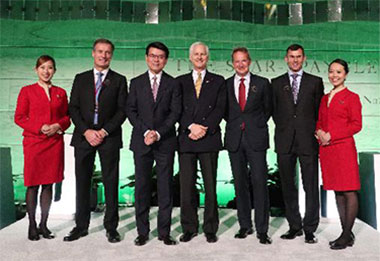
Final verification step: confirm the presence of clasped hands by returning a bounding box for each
[84,129,108,147]
[144,130,158,146]
[40,123,62,137]
[188,124,208,141]
[315,129,331,146]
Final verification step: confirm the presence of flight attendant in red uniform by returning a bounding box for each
[315,59,362,250]
[15,55,70,241]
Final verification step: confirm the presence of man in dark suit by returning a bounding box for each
[126,42,181,246]
[177,42,226,243]
[64,39,128,243]
[272,44,324,243]
[224,47,272,244]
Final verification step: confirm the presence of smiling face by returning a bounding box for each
[146,47,168,74]
[35,60,55,84]
[190,44,209,72]
[285,48,306,73]
[92,42,113,71]
[233,51,251,77]
[328,62,347,88]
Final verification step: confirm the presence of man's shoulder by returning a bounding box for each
[176,72,191,81]
[75,69,92,79]
[271,73,287,83]
[303,72,322,82]
[251,73,269,84]
[108,69,127,80]
[131,72,148,82]
[207,71,225,81]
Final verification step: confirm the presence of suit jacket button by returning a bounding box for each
[208,105,212,109]
[202,117,206,121]
[293,115,297,118]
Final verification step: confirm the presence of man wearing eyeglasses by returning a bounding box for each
[126,42,181,246]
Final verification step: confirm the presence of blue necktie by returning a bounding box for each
[94,72,103,124]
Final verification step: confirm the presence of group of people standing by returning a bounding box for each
[14,39,362,251]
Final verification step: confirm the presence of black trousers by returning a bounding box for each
[228,133,269,234]
[74,146,120,231]
[179,152,219,234]
[277,146,319,233]
[134,149,174,237]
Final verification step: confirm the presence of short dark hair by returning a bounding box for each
[36,55,56,70]
[93,38,115,52]
[329,58,349,74]
[286,44,305,56]
[231,47,251,61]
[145,42,169,59]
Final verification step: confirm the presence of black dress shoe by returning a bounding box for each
[106,230,121,243]
[305,232,318,244]
[329,232,355,247]
[330,237,353,250]
[63,227,88,242]
[28,226,40,241]
[234,228,254,239]
[134,235,148,246]
[158,235,178,245]
[280,229,303,239]
[38,227,55,239]
[179,232,197,242]
[257,233,272,244]
[205,233,218,243]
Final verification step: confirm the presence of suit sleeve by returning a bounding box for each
[57,90,71,131]
[314,77,324,121]
[203,79,227,133]
[125,78,149,134]
[329,93,362,142]
[14,87,43,134]
[263,79,273,122]
[102,76,128,134]
[271,79,278,124]
[156,81,182,137]
[69,74,90,135]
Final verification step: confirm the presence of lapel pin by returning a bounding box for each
[283,85,290,91]
[339,100,345,104]
[250,85,257,93]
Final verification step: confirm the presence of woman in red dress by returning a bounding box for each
[315,59,362,250]
[15,55,70,240]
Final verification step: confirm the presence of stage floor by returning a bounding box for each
[1,207,379,261]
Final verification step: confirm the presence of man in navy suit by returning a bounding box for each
[65,39,128,243]
[224,47,272,244]
[126,42,181,246]
[177,42,226,243]
[272,44,324,243]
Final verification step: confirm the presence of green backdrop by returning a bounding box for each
[1,17,379,206]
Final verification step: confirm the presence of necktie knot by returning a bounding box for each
[291,73,298,80]
[240,78,245,83]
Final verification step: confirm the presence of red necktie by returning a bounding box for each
[239,78,246,111]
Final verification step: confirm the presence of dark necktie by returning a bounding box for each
[152,76,158,102]
[239,78,246,111]
[94,72,103,124]
[291,73,299,104]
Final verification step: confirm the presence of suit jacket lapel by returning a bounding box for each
[281,73,294,104]
[297,72,307,104]
[154,71,167,106]
[85,70,95,110]
[228,76,241,112]
[143,71,155,105]
[244,74,257,111]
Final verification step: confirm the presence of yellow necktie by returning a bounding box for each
[195,72,202,98]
